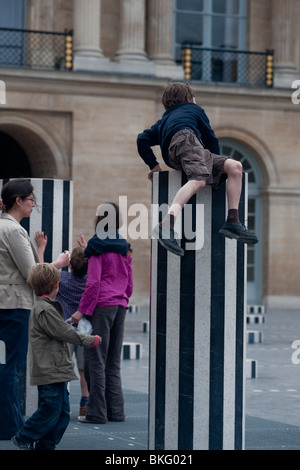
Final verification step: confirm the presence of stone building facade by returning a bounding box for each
[0,0,299,309]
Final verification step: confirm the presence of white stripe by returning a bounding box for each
[69,181,74,250]
[53,179,64,260]
[193,185,212,450]
[164,170,181,449]
[223,236,237,449]
[29,179,43,249]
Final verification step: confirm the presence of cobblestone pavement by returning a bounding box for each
[1,308,300,452]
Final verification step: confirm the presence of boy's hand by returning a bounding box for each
[148,164,162,181]
[95,335,102,345]
[53,251,70,269]
[91,335,102,347]
[77,232,87,249]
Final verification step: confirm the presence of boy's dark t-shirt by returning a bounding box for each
[137,102,220,170]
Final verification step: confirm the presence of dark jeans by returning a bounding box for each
[84,305,127,423]
[0,309,30,439]
[16,382,70,450]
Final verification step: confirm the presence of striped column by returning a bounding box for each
[149,170,247,450]
[0,178,73,415]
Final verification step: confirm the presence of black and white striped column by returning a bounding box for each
[149,170,247,450]
[0,178,73,262]
[0,178,73,415]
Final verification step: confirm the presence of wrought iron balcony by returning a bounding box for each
[0,27,73,71]
[181,46,274,88]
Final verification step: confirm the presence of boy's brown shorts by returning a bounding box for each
[168,129,228,189]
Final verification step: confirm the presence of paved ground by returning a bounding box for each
[1,307,300,452]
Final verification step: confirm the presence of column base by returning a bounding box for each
[73,49,110,72]
[154,62,184,80]
[273,67,298,89]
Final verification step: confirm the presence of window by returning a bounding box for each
[0,0,26,28]
[0,0,26,66]
[174,0,247,83]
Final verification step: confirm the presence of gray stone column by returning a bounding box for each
[272,0,299,87]
[147,0,174,64]
[149,170,247,450]
[116,0,148,62]
[146,0,184,79]
[73,0,109,72]
[115,0,154,74]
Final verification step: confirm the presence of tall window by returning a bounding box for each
[174,0,247,83]
[219,139,263,305]
[0,0,26,66]
[0,0,26,28]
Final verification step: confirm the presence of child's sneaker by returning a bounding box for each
[219,222,258,245]
[11,435,34,450]
[152,223,184,256]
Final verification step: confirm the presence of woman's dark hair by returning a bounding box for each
[162,81,195,110]
[1,178,34,212]
[69,246,88,277]
[94,202,121,232]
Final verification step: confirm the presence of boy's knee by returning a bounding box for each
[191,179,206,191]
[226,160,243,178]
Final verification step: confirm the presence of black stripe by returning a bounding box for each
[62,181,70,271]
[178,173,195,450]
[235,173,246,449]
[209,183,226,449]
[42,179,54,263]
[62,181,70,252]
[154,171,168,450]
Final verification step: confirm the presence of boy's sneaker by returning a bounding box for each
[219,222,258,245]
[152,223,184,257]
[11,435,34,450]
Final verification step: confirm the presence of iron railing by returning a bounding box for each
[0,27,73,71]
[181,46,274,88]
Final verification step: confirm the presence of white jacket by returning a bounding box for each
[0,213,39,310]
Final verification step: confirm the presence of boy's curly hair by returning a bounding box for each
[162,82,195,110]
[28,263,60,297]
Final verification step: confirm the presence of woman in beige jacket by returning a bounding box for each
[0,178,69,439]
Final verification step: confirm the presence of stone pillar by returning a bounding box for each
[116,0,147,62]
[272,0,299,87]
[0,178,73,416]
[73,0,109,72]
[146,0,184,79]
[115,0,153,74]
[149,171,247,450]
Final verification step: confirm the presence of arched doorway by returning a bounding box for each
[0,131,32,178]
[0,117,70,180]
[219,138,263,305]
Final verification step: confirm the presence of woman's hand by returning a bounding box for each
[35,230,48,262]
[71,311,83,325]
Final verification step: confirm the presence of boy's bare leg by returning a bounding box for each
[220,159,258,244]
[162,179,206,228]
[223,159,243,213]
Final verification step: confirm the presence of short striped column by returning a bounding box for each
[0,178,73,416]
[149,170,247,450]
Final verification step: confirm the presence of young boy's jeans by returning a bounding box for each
[16,382,70,450]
